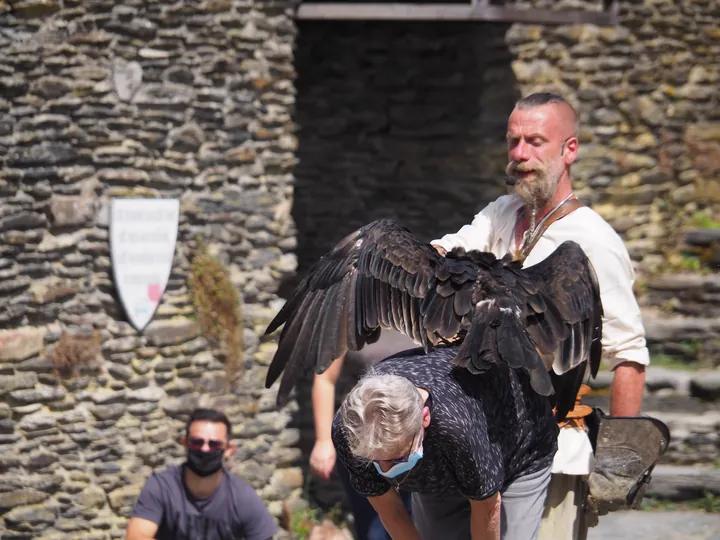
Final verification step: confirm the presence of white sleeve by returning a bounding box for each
[431,203,496,253]
[588,244,650,370]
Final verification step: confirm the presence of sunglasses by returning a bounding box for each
[370,433,419,465]
[188,437,226,452]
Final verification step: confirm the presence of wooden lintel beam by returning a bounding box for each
[296,3,617,25]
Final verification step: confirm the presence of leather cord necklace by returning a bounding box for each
[514,193,585,261]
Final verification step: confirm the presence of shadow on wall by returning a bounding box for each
[283,20,520,510]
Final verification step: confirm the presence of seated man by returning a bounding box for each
[125,408,278,540]
[332,347,559,540]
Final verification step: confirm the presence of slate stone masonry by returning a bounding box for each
[0,1,300,538]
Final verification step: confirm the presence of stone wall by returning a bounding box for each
[0,1,300,538]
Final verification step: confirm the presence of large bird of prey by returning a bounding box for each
[264,219,603,421]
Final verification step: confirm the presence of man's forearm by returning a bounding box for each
[312,376,336,442]
[312,355,344,442]
[470,494,501,540]
[369,492,421,540]
[610,362,646,416]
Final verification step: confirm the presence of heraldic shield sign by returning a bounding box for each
[110,198,180,332]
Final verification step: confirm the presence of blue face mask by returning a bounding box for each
[373,439,424,478]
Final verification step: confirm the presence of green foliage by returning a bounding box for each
[188,241,245,382]
[678,339,700,357]
[691,211,720,229]
[642,492,720,514]
[289,506,320,540]
[680,253,704,272]
[649,353,700,372]
[288,503,347,539]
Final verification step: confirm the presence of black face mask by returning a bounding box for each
[186,449,224,477]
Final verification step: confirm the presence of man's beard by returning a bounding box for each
[505,162,562,210]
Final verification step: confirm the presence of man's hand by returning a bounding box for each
[432,244,447,256]
[309,439,337,480]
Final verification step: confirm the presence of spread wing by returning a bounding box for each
[450,241,602,421]
[519,241,603,419]
[263,219,476,406]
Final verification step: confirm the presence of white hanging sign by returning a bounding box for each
[110,198,180,331]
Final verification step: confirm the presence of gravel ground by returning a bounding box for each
[588,511,720,540]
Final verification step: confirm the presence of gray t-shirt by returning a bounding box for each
[131,465,278,540]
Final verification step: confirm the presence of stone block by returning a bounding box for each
[17,411,57,431]
[0,489,49,509]
[107,363,134,381]
[161,394,200,416]
[29,277,80,305]
[0,328,45,362]
[689,372,720,401]
[107,484,142,511]
[90,403,126,421]
[3,503,56,525]
[77,485,107,509]
[0,372,38,395]
[10,386,66,404]
[144,318,200,347]
[127,386,166,402]
[28,451,59,470]
[0,211,47,232]
[49,194,97,227]
[127,402,158,416]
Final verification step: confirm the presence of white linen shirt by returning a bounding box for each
[432,194,650,475]
[432,194,650,370]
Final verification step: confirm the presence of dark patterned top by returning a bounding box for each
[331,346,558,500]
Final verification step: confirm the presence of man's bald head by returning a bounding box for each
[514,92,579,138]
[505,92,580,210]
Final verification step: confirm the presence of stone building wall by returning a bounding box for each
[0,1,300,538]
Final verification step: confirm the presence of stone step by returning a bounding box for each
[646,465,720,501]
[588,366,720,401]
[684,229,720,247]
[641,307,720,342]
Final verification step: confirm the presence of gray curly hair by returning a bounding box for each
[340,372,423,460]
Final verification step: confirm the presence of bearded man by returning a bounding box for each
[431,92,649,539]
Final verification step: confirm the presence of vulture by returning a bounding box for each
[264,219,603,422]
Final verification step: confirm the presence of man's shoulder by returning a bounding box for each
[222,470,279,531]
[480,194,523,218]
[146,464,183,485]
[567,207,630,253]
[222,469,262,496]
